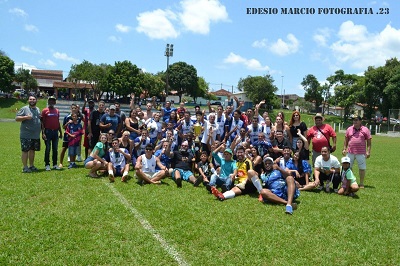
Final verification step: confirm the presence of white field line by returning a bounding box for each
[105,182,189,266]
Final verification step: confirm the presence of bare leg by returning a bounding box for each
[28,150,35,167]
[359,169,365,187]
[21,151,29,168]
[260,189,288,205]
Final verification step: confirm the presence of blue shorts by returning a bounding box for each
[68,146,79,156]
[171,168,193,181]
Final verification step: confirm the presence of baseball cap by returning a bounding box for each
[224,148,233,155]
[341,157,351,163]
[109,105,116,110]
[48,96,56,102]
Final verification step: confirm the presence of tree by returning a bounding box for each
[137,72,165,98]
[237,74,278,108]
[167,61,198,103]
[68,60,111,100]
[15,68,38,92]
[107,60,141,101]
[301,74,323,112]
[0,52,15,92]
[192,76,208,103]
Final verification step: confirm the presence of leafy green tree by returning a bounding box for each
[0,52,15,92]
[192,76,208,103]
[107,60,141,100]
[327,70,362,121]
[301,74,323,112]
[15,68,38,92]
[167,61,198,103]
[137,72,164,98]
[237,74,278,107]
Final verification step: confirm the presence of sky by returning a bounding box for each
[1,0,400,97]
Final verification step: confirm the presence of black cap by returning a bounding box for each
[88,99,95,103]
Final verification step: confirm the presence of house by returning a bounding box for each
[31,70,63,95]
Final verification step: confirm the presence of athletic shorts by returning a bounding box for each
[20,138,40,152]
[235,180,258,195]
[171,168,193,181]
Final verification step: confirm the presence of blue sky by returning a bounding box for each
[1,0,400,97]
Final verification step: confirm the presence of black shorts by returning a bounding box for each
[20,138,40,152]
[236,180,258,195]
[62,141,69,148]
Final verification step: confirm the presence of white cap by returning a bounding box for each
[341,157,351,163]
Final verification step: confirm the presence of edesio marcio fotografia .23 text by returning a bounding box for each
[246,7,389,15]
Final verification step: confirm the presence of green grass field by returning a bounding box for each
[1,107,399,265]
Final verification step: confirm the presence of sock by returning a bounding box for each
[251,176,263,193]
[123,171,128,176]
[108,170,114,175]
[223,190,235,199]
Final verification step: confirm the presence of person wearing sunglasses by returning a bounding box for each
[135,144,167,185]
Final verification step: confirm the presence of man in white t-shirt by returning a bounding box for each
[135,143,168,185]
[314,146,341,193]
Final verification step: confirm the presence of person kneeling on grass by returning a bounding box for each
[84,133,108,178]
[248,157,300,215]
[338,156,359,197]
[108,138,131,183]
[208,144,237,193]
[135,143,167,185]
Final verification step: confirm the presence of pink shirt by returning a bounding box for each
[345,125,371,155]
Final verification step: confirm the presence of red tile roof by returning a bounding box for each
[211,89,232,96]
[53,81,92,89]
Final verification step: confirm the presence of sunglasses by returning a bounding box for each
[145,148,153,151]
[108,133,115,135]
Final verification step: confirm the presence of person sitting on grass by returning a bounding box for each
[168,141,199,188]
[210,145,254,202]
[84,133,108,178]
[248,157,300,215]
[108,138,131,183]
[338,156,359,197]
[208,144,237,193]
[196,151,214,188]
[66,113,83,169]
[286,151,312,190]
[314,146,341,193]
[135,143,167,185]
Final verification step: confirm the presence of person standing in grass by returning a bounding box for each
[338,156,359,197]
[342,116,372,188]
[16,94,41,173]
[41,96,62,171]
[66,113,83,169]
[84,133,108,178]
[108,138,131,183]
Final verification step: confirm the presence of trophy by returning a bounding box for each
[193,122,202,143]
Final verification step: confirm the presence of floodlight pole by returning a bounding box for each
[165,44,174,102]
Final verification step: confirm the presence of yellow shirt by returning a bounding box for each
[236,158,253,183]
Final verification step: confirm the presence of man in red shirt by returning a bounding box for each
[307,113,337,165]
[342,116,372,188]
[41,96,62,171]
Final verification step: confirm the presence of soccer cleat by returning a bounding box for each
[45,165,51,171]
[211,186,225,201]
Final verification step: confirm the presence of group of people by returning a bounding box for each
[16,94,372,215]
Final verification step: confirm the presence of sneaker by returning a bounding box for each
[76,156,82,162]
[193,176,203,187]
[325,181,331,193]
[58,164,63,168]
[72,162,78,168]
[285,205,293,215]
[211,186,225,201]
[53,165,61,170]
[45,165,51,171]
[67,156,70,162]
[109,174,115,183]
[317,185,324,190]
[176,178,182,188]
[68,163,74,169]
[333,188,339,193]
[22,167,32,173]
[348,192,356,197]
[29,166,38,172]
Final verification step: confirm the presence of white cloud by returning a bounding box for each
[108,35,122,42]
[223,52,270,71]
[179,0,229,34]
[14,63,37,72]
[313,28,332,47]
[136,0,229,39]
[252,34,300,56]
[269,34,300,56]
[52,52,79,63]
[9,8,27,17]
[115,24,132,33]
[136,9,179,39]
[330,21,400,69]
[21,46,39,54]
[39,59,56,67]
[25,24,38,32]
